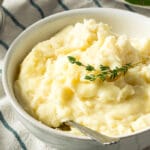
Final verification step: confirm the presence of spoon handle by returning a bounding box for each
[65,121,120,145]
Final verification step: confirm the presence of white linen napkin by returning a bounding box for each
[0,0,150,150]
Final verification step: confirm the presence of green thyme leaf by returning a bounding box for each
[84,74,96,81]
[110,69,118,80]
[68,56,76,64]
[86,65,95,71]
[97,73,107,81]
[99,65,110,71]
[76,61,83,66]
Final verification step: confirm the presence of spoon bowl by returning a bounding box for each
[64,120,120,145]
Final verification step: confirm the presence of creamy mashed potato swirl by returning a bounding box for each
[15,19,150,137]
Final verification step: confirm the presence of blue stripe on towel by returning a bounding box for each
[29,0,45,18]
[93,0,102,7]
[0,111,27,150]
[58,0,69,10]
[124,4,136,12]
[2,7,26,30]
[0,40,9,50]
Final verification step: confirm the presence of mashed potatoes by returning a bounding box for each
[15,19,150,137]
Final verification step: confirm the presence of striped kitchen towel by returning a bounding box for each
[0,0,150,150]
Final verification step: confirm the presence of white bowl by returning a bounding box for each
[2,8,150,150]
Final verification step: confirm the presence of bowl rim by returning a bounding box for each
[2,7,150,141]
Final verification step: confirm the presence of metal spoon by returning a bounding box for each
[64,120,120,145]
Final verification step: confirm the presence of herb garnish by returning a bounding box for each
[68,56,134,82]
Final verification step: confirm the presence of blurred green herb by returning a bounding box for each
[125,0,150,6]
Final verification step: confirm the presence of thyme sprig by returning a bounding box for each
[68,56,134,82]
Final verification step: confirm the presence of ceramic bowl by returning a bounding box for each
[2,8,150,150]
